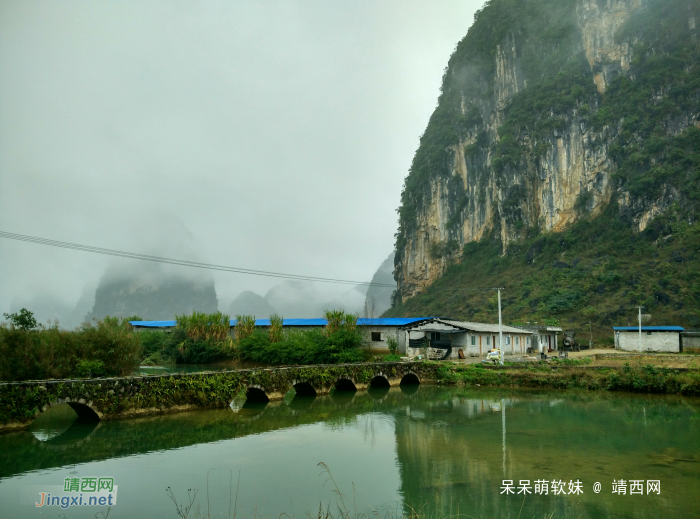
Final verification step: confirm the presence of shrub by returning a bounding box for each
[0,317,140,381]
[238,327,368,366]
[76,360,107,378]
[387,335,398,355]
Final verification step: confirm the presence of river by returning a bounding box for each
[0,385,698,518]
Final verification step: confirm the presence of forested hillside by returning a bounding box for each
[388,0,700,337]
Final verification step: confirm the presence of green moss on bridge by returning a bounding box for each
[0,362,439,430]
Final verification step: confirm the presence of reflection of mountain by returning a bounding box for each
[364,252,394,316]
[89,274,218,321]
[3,388,697,518]
[392,390,700,518]
[228,290,277,318]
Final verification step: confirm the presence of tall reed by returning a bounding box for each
[176,312,231,342]
[324,310,358,335]
[234,315,256,344]
[269,314,284,343]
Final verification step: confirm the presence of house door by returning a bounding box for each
[479,335,482,355]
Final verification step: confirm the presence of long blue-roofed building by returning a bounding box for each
[130,317,435,354]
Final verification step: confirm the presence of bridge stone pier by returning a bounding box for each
[0,362,439,431]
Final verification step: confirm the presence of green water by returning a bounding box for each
[0,386,698,518]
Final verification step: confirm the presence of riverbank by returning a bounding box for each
[436,360,700,395]
[2,360,699,432]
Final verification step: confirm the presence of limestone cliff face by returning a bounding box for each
[394,0,699,301]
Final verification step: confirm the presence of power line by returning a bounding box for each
[0,231,396,288]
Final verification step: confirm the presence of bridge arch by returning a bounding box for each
[400,372,420,386]
[292,381,317,397]
[334,378,357,392]
[38,399,102,423]
[369,374,391,388]
[245,386,270,403]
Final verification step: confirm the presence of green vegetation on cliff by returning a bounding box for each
[391,0,700,330]
[388,201,700,336]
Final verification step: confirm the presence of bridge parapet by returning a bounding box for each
[0,362,439,431]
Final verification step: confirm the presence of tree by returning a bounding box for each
[3,308,38,331]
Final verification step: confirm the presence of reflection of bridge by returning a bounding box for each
[0,385,427,479]
[0,362,437,431]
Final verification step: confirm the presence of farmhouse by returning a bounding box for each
[399,318,533,359]
[512,325,563,353]
[613,326,684,353]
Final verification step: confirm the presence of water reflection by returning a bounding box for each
[2,387,699,519]
[399,383,420,396]
[288,394,316,411]
[367,386,390,400]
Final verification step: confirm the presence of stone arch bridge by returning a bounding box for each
[0,362,439,431]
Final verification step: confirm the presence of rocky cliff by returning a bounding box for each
[394,0,700,304]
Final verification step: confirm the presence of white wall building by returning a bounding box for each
[399,318,533,359]
[613,326,684,353]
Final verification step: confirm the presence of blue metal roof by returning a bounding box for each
[131,320,176,328]
[613,326,684,331]
[130,317,432,328]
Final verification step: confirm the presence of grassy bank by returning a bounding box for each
[435,361,700,396]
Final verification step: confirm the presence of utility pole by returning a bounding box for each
[498,288,504,365]
[638,306,643,353]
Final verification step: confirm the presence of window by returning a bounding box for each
[430,332,441,341]
[646,331,652,335]
[516,337,519,345]
[505,336,511,345]
[371,332,382,342]
[486,336,491,346]
[471,335,476,346]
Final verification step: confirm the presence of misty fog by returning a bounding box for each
[0,1,482,325]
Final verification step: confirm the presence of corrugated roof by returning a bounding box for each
[402,317,532,334]
[613,326,684,331]
[131,320,176,328]
[129,317,432,328]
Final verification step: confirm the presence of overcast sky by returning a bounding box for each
[0,0,481,318]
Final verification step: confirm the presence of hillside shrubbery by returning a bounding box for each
[0,315,141,381]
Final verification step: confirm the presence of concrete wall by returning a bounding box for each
[398,330,407,354]
[681,333,700,352]
[361,325,399,353]
[616,331,680,353]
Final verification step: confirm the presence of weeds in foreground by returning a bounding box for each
[166,464,569,519]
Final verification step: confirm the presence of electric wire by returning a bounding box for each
[0,231,396,287]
